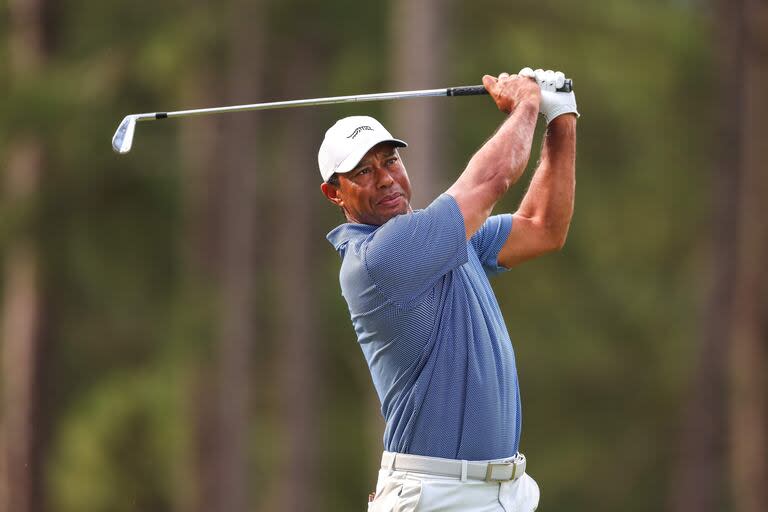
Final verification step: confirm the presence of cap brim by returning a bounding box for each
[334,138,408,175]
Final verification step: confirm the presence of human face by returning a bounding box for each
[321,142,412,226]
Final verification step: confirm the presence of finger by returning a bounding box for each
[544,69,556,88]
[482,74,497,91]
[554,71,565,89]
[498,72,510,80]
[519,67,535,78]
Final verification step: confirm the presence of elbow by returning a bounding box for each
[542,226,569,253]
[555,226,568,251]
[550,234,567,252]
[538,212,573,253]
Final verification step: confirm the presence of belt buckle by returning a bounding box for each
[484,461,517,481]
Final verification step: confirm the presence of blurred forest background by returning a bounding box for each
[1,0,766,510]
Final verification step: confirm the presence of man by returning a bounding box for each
[319,68,577,511]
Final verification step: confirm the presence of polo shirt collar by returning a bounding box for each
[327,223,378,253]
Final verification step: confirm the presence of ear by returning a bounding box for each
[320,182,344,208]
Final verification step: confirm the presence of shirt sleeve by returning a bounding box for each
[469,214,513,276]
[362,193,468,305]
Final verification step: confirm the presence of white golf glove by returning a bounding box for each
[519,67,579,124]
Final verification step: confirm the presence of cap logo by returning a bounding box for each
[346,125,373,139]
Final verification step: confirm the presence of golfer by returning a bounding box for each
[319,68,577,512]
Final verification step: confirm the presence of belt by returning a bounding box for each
[380,451,527,482]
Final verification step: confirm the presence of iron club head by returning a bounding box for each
[112,115,138,154]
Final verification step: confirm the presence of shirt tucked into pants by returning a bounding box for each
[327,195,538,511]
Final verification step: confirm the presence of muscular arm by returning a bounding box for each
[446,74,541,239]
[497,114,577,268]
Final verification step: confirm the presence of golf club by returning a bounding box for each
[112,80,573,154]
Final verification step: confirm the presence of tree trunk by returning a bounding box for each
[1,0,48,510]
[270,33,324,512]
[1,150,43,512]
[726,1,768,511]
[179,63,225,512]
[211,0,265,508]
[668,0,736,504]
[182,1,265,511]
[388,0,450,208]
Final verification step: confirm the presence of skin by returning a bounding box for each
[321,71,577,268]
[321,143,413,226]
[497,113,576,267]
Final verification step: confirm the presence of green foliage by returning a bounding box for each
[47,367,188,512]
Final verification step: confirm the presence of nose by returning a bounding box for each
[375,166,394,188]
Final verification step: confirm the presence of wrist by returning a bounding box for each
[545,114,577,143]
[514,98,540,116]
[549,113,577,128]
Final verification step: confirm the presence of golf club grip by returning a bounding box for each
[448,79,573,96]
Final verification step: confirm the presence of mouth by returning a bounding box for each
[377,193,403,207]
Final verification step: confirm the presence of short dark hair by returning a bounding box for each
[326,173,340,186]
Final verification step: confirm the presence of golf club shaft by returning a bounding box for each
[148,81,571,120]
[112,80,573,153]
[160,86,467,119]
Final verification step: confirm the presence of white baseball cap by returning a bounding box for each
[318,116,407,182]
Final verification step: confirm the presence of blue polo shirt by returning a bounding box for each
[327,193,520,461]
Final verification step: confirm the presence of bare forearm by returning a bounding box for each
[517,115,576,246]
[462,101,539,189]
[447,100,539,236]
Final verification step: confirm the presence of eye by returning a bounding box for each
[386,157,398,166]
[356,168,371,176]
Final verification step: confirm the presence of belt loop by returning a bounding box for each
[460,460,468,482]
[388,452,396,475]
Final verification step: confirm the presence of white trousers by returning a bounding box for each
[367,460,539,512]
